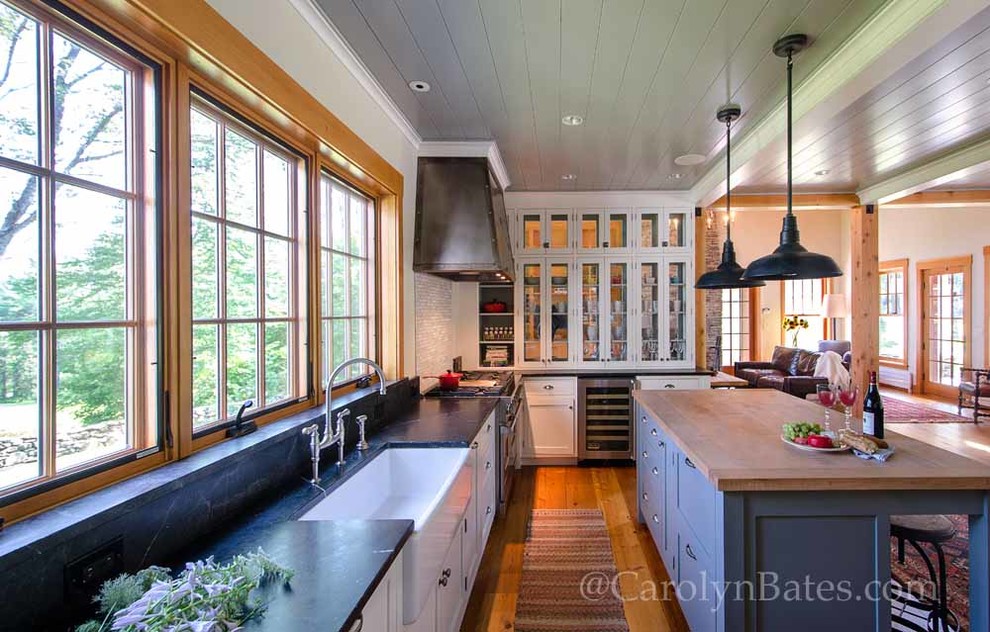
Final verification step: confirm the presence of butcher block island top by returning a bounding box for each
[632,388,990,492]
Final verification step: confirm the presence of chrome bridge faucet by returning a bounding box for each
[302,358,387,486]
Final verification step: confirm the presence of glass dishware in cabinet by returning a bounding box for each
[606,260,631,363]
[517,210,572,254]
[519,262,544,364]
[665,258,690,365]
[516,259,573,366]
[639,261,661,362]
[579,260,604,363]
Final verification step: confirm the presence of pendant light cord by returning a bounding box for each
[787,50,794,220]
[725,114,732,241]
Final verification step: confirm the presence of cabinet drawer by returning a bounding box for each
[524,377,576,396]
[677,529,718,632]
[638,376,706,390]
[675,450,717,555]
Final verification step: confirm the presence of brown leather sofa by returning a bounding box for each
[734,346,829,398]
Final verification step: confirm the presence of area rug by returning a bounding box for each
[885,397,971,423]
[891,514,969,631]
[514,509,629,632]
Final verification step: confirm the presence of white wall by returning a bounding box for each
[879,206,990,376]
[729,209,849,359]
[204,0,421,374]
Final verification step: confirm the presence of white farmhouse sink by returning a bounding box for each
[299,447,471,624]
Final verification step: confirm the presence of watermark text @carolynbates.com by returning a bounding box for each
[579,570,935,611]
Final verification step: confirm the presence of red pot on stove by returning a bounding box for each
[434,370,463,391]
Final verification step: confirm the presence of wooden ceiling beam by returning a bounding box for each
[857,136,990,205]
[706,193,859,211]
[878,189,990,208]
[690,0,986,209]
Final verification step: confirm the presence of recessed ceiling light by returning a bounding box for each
[667,173,683,180]
[561,114,584,126]
[409,80,431,92]
[674,153,706,166]
[814,169,830,176]
[561,173,577,181]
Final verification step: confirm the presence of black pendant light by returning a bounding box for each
[741,34,842,281]
[696,104,765,290]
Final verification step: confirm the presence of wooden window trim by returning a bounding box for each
[916,255,973,399]
[2,0,405,524]
[719,287,758,371]
[879,258,909,368]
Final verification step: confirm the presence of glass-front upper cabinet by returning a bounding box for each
[639,261,661,362]
[577,210,633,252]
[606,260,630,363]
[548,261,571,363]
[517,210,572,254]
[666,259,689,363]
[638,209,691,251]
[520,261,544,364]
[579,260,603,363]
[517,259,573,366]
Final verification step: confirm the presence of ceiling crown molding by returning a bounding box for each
[288,0,423,150]
[419,140,511,190]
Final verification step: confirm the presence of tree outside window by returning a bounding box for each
[0,1,159,492]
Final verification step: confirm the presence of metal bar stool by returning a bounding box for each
[891,514,958,632]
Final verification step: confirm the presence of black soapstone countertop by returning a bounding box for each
[175,396,501,632]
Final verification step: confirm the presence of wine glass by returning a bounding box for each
[816,384,836,434]
[838,385,859,431]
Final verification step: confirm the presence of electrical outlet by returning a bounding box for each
[65,537,124,605]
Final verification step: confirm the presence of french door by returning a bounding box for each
[918,257,971,398]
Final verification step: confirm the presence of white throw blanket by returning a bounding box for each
[814,350,850,389]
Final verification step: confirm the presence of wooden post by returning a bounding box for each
[849,205,879,414]
[694,208,707,370]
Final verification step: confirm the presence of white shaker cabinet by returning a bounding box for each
[521,377,576,461]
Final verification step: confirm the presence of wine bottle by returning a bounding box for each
[862,371,884,439]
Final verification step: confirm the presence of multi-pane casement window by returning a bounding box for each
[189,97,307,431]
[782,279,825,350]
[879,261,907,364]
[320,173,376,385]
[720,288,751,367]
[0,0,160,494]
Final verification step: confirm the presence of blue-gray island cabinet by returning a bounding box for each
[633,388,990,632]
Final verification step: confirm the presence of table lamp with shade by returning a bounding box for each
[820,293,847,340]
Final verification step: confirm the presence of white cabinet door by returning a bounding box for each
[524,394,576,457]
[576,258,605,366]
[516,210,572,254]
[605,258,633,366]
[663,208,692,253]
[517,258,574,366]
[360,555,402,632]
[662,256,693,368]
[436,528,464,632]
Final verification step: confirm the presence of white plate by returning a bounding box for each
[780,435,850,453]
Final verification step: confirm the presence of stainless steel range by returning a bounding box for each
[424,371,518,514]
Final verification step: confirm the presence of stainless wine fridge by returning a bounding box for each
[578,378,634,460]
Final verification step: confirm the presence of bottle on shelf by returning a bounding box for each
[862,371,884,439]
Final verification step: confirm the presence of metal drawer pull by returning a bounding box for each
[686,543,698,561]
[486,506,493,515]
[641,416,647,424]
[642,492,648,501]
[652,514,659,524]
[347,616,363,632]
[685,457,697,469]
[486,461,492,470]
[664,384,676,389]
[439,577,448,587]
[658,440,665,449]
[650,428,657,436]
[543,384,554,390]
[442,567,451,578]
[642,450,648,459]
[471,441,478,449]
[651,467,659,476]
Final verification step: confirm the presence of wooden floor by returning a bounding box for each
[461,465,688,632]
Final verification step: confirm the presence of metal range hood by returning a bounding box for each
[414,157,514,283]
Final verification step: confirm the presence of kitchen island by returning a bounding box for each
[633,388,990,632]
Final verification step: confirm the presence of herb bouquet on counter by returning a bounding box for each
[76,548,293,632]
